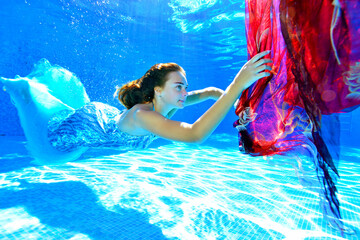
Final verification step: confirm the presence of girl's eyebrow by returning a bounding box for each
[174,82,188,87]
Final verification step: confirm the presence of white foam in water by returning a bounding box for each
[0,60,90,165]
[0,134,359,239]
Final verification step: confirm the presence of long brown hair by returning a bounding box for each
[117,63,185,109]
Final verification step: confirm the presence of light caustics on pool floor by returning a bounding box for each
[0,134,359,240]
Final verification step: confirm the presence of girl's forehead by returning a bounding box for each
[166,71,188,85]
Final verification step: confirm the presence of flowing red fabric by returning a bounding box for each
[234,0,360,230]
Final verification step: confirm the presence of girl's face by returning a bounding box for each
[156,71,188,109]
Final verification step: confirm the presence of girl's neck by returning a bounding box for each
[152,101,171,117]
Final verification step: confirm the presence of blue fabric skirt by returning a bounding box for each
[48,102,156,152]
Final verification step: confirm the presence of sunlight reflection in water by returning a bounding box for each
[0,134,359,239]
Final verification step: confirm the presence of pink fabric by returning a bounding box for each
[234,0,360,231]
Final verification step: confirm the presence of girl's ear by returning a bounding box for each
[154,86,162,95]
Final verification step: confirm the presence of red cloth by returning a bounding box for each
[234,0,360,230]
[234,0,360,157]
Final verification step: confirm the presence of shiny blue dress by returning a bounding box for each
[48,102,157,152]
[1,59,156,164]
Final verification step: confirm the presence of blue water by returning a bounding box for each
[1,0,360,239]
[0,135,359,239]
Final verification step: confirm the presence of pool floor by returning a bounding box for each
[0,134,359,239]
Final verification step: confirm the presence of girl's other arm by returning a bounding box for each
[167,87,224,118]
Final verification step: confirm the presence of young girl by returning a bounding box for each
[1,51,271,164]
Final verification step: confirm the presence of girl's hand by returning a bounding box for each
[234,50,272,89]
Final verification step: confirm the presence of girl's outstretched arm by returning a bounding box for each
[136,51,272,143]
[186,87,224,105]
[167,87,224,118]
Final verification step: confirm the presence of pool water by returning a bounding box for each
[1,1,359,239]
[0,134,359,239]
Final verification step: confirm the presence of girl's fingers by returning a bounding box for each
[255,64,272,72]
[257,71,270,79]
[250,50,271,63]
[254,58,272,67]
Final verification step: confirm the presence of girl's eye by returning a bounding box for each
[176,85,182,90]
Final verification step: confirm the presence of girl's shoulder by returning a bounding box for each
[121,102,152,117]
[133,102,153,111]
[116,103,154,136]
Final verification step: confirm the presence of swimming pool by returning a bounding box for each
[1,0,359,239]
[0,134,359,239]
